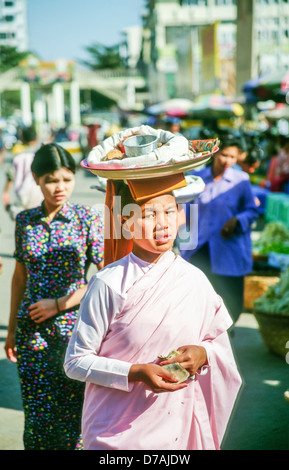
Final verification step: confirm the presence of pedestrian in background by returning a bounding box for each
[269,136,289,192]
[4,142,104,450]
[2,126,43,220]
[181,136,259,326]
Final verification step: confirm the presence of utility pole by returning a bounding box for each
[235,0,257,97]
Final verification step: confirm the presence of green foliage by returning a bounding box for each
[81,42,127,70]
[1,90,20,117]
[254,268,289,315]
[0,46,30,72]
[254,222,289,255]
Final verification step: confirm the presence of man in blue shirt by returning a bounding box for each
[180,136,259,325]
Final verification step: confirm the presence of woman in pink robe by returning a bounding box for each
[64,184,242,450]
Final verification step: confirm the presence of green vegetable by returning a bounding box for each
[254,268,289,315]
[254,222,289,255]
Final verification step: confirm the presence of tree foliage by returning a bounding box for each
[81,42,127,70]
[0,46,31,72]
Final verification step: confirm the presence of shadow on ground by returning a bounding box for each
[222,325,289,450]
[0,316,289,450]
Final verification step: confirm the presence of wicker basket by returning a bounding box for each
[253,310,289,357]
[244,275,280,311]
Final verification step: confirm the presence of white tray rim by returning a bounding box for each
[81,149,217,180]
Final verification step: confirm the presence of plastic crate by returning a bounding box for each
[280,199,289,229]
[265,193,289,223]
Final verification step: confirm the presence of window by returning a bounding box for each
[4,1,15,6]
[0,32,15,38]
[215,0,236,5]
[181,0,208,5]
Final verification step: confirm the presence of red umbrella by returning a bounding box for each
[166,108,189,117]
[145,99,195,117]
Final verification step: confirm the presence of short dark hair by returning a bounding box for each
[31,143,76,177]
[244,146,263,165]
[219,135,245,151]
[21,126,37,144]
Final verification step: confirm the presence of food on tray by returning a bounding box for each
[104,134,155,161]
[87,125,189,167]
[83,125,219,178]
[106,149,125,160]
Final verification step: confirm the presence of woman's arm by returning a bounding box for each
[5,261,27,362]
[2,179,12,207]
[97,260,104,270]
[28,285,89,324]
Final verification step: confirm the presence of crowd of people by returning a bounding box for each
[0,116,288,451]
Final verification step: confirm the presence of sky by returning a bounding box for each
[26,0,146,62]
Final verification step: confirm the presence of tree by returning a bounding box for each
[0,45,31,73]
[81,42,127,70]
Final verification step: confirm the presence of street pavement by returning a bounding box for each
[0,159,289,450]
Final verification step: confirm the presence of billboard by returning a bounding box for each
[20,57,74,85]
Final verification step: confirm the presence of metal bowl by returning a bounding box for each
[123,134,158,157]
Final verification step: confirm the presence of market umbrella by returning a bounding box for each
[188,94,244,119]
[145,99,195,117]
[244,70,289,102]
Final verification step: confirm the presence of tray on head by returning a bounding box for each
[81,149,217,180]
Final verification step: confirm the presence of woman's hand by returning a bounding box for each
[5,333,17,363]
[28,299,58,323]
[159,345,207,377]
[2,190,10,207]
[128,363,187,393]
[221,216,238,239]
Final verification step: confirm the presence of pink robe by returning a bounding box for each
[78,251,242,450]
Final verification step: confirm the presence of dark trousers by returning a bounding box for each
[190,243,244,324]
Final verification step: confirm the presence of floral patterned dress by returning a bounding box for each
[14,201,104,450]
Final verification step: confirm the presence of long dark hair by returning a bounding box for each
[31,143,76,177]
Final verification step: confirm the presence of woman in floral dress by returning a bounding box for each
[5,143,104,450]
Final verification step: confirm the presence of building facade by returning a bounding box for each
[0,0,28,51]
[255,0,289,74]
[141,0,289,101]
[141,0,237,101]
